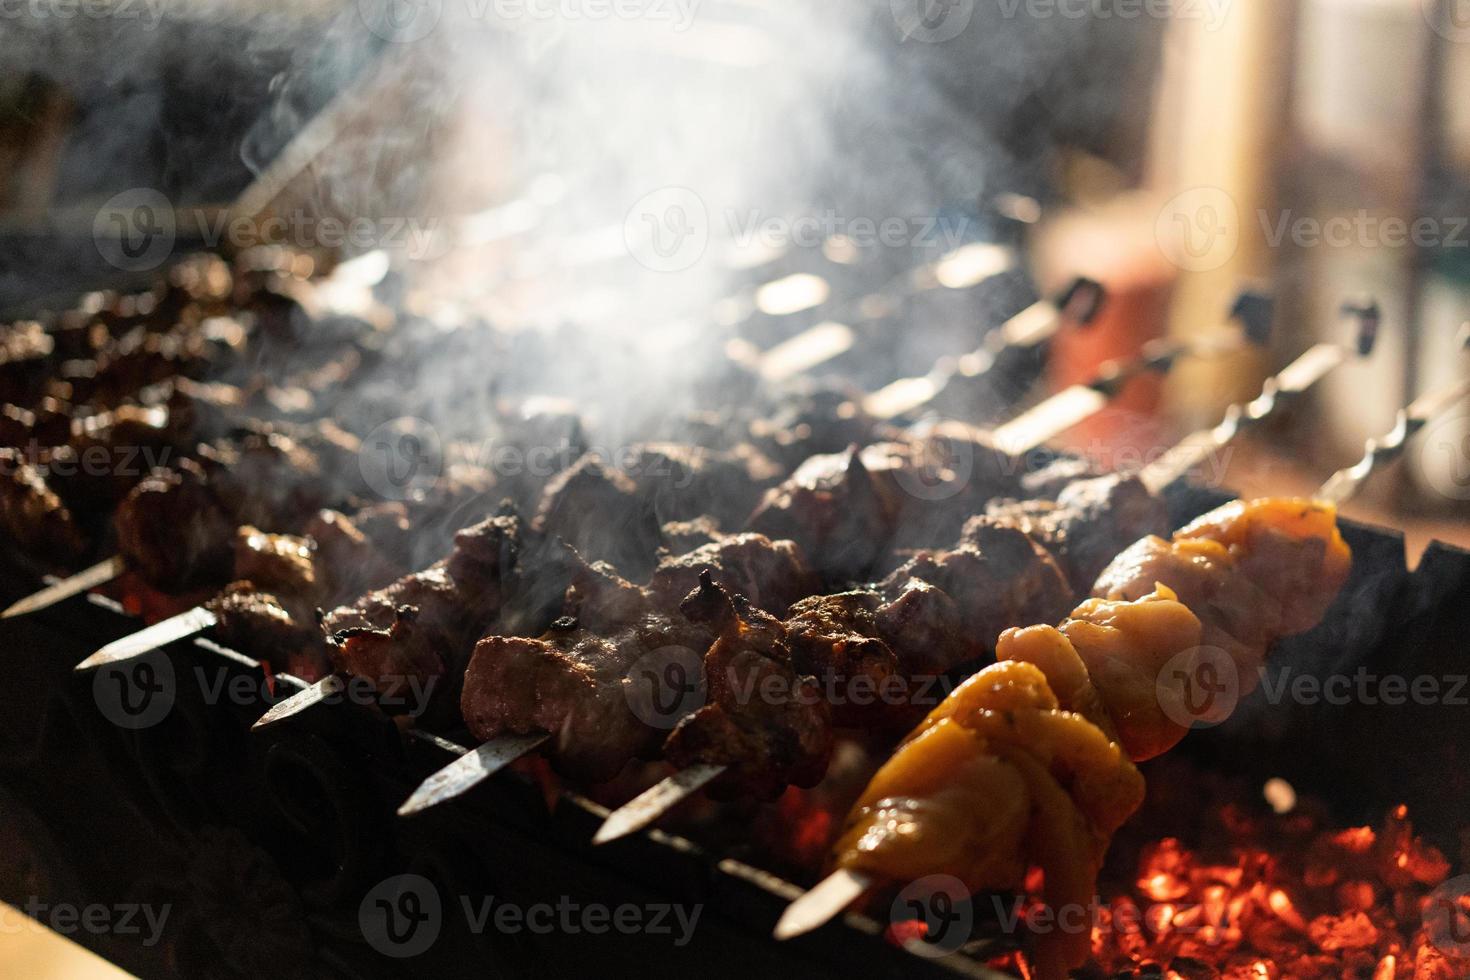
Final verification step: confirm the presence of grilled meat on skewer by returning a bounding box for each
[979,471,1171,589]
[826,499,1352,979]
[663,578,833,799]
[646,531,817,618]
[534,454,662,580]
[0,447,88,566]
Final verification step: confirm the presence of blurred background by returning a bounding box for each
[1,4,1467,535]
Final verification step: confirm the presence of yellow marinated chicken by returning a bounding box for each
[830,498,1352,978]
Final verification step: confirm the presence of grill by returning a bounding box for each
[0,231,1466,980]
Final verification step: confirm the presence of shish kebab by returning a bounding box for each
[383,308,1360,821]
[775,495,1352,979]
[772,328,1468,978]
[0,245,397,616]
[0,298,387,618]
[72,289,1267,676]
[582,311,1379,841]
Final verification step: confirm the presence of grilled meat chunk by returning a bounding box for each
[115,460,234,589]
[980,473,1170,591]
[647,532,816,618]
[747,446,896,586]
[206,582,330,681]
[0,447,87,566]
[664,588,833,799]
[322,514,525,693]
[622,442,782,530]
[883,521,1073,665]
[536,453,661,580]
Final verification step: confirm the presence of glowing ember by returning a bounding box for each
[984,790,1464,979]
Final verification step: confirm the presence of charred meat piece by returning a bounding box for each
[647,532,816,618]
[322,514,525,689]
[883,521,1073,665]
[882,423,1027,551]
[197,431,327,530]
[115,459,234,590]
[0,448,87,566]
[45,404,182,514]
[330,606,450,710]
[535,453,661,580]
[664,587,833,800]
[981,473,1171,591]
[206,582,330,681]
[621,442,782,530]
[462,599,716,784]
[301,509,405,600]
[747,446,897,586]
[232,527,320,618]
[781,592,902,727]
[746,386,879,472]
[658,516,723,555]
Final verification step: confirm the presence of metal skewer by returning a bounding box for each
[772,320,1445,946]
[1318,324,1470,505]
[395,316,1155,823]
[592,296,1368,848]
[73,606,217,672]
[863,276,1105,420]
[1,555,127,620]
[1141,301,1382,494]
